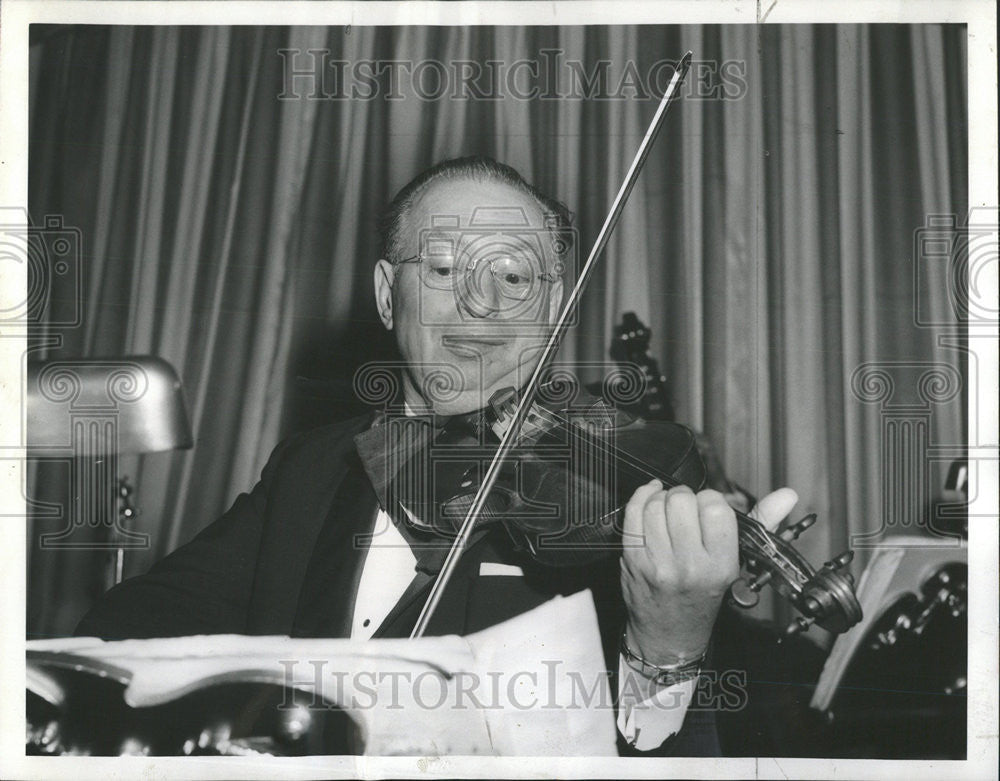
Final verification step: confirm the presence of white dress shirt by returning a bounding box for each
[350,508,696,750]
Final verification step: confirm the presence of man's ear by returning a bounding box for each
[374,259,395,330]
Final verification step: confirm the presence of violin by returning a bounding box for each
[398,384,861,637]
[405,51,863,641]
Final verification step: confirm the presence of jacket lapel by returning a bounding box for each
[370,570,436,639]
[246,414,373,634]
[290,449,382,638]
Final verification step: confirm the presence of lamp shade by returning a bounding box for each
[26,356,194,456]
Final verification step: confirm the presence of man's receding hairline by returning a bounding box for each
[380,155,573,265]
[400,175,550,240]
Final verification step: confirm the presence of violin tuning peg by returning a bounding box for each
[780,513,817,541]
[784,615,815,638]
[749,571,772,592]
[803,595,822,616]
[729,578,760,608]
[825,551,854,570]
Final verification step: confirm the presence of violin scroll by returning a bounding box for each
[790,552,862,636]
[731,512,862,637]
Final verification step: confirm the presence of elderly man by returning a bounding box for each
[77,156,795,755]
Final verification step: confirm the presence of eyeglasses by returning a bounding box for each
[392,251,562,301]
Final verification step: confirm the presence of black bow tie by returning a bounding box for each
[353,409,488,574]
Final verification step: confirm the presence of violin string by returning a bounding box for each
[409,53,695,639]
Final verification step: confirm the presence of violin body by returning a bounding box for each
[421,401,706,566]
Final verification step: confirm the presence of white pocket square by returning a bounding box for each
[479,562,524,577]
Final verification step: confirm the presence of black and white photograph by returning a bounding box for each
[1,1,996,778]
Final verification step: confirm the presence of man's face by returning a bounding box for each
[374,178,565,415]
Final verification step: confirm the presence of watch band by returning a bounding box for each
[620,631,705,687]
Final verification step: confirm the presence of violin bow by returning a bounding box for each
[410,52,694,638]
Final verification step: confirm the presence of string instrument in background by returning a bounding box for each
[607,312,675,420]
[607,311,755,513]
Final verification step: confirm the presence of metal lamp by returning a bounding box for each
[26,356,194,585]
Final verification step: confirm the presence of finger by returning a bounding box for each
[640,488,672,559]
[662,485,701,553]
[696,489,738,559]
[750,487,799,532]
[622,479,662,551]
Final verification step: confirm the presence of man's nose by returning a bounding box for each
[455,273,504,319]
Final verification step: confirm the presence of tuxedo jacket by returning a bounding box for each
[76,414,723,755]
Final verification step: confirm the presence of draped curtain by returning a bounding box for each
[27,24,967,638]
